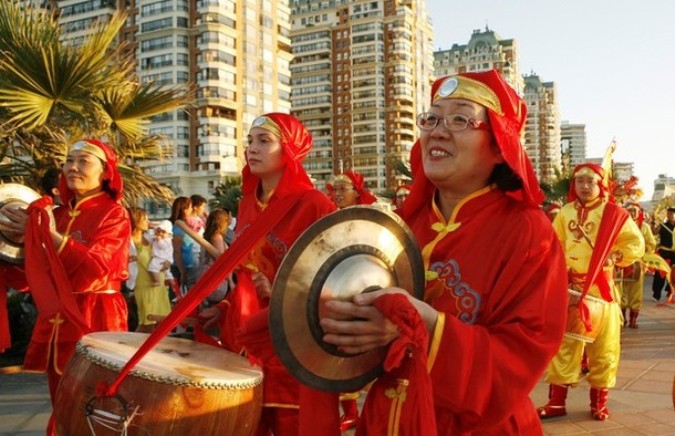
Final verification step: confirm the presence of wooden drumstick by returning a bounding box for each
[147,313,199,326]
[146,314,167,323]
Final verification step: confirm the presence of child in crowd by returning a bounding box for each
[148,220,174,286]
[187,194,207,234]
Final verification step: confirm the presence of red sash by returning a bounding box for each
[577,202,628,331]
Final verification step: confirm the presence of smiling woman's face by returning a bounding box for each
[419,98,502,196]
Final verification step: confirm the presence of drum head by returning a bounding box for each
[0,183,40,264]
[78,332,262,388]
[270,206,424,392]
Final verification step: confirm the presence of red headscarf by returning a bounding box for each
[58,138,124,204]
[241,113,315,198]
[392,184,412,206]
[327,170,378,205]
[400,70,543,221]
[567,163,607,203]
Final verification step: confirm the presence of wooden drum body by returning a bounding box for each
[564,289,607,343]
[54,332,262,435]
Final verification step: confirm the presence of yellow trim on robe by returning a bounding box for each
[64,191,108,237]
[384,378,409,436]
[56,236,69,254]
[423,185,494,299]
[262,403,300,409]
[427,312,445,372]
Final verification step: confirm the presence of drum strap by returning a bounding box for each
[576,202,628,332]
[97,192,305,398]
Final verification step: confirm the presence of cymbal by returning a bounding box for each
[0,183,40,264]
[270,206,424,392]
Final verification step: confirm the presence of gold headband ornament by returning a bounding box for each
[68,140,107,162]
[332,174,354,186]
[251,116,281,139]
[434,76,503,115]
[573,167,602,180]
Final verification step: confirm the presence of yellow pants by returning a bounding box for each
[616,267,645,311]
[545,301,622,388]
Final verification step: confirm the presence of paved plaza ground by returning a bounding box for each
[1,278,673,435]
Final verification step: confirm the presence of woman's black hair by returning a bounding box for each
[489,163,523,192]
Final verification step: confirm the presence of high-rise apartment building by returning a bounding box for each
[52,0,293,213]
[289,0,434,193]
[523,73,561,183]
[560,120,587,172]
[433,27,524,96]
[55,0,118,46]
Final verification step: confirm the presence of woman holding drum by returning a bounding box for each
[538,163,644,420]
[0,138,130,402]
[320,70,569,434]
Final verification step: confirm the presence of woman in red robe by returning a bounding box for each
[0,138,130,402]
[326,170,377,209]
[320,71,569,435]
[201,113,338,435]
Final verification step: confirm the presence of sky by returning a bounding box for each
[425,0,674,199]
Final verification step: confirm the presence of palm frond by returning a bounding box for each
[395,159,412,179]
[118,164,175,206]
[118,135,174,162]
[96,82,190,140]
[0,10,131,131]
[0,1,60,54]
[0,5,188,208]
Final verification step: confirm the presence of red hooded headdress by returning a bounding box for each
[241,113,315,198]
[567,163,607,203]
[58,138,124,204]
[399,70,543,221]
[327,170,378,205]
[392,184,412,207]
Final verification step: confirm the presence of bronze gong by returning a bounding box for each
[270,206,424,392]
[0,183,41,264]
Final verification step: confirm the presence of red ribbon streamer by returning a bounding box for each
[97,194,303,398]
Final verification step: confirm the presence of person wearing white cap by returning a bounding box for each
[148,219,175,286]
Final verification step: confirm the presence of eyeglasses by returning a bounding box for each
[332,186,354,194]
[416,112,490,132]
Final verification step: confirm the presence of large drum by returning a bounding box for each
[54,332,263,435]
[564,289,607,343]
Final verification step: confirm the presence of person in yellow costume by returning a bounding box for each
[537,163,645,421]
[616,201,656,328]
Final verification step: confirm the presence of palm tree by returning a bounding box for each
[0,1,189,205]
[210,176,243,217]
[541,167,572,206]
